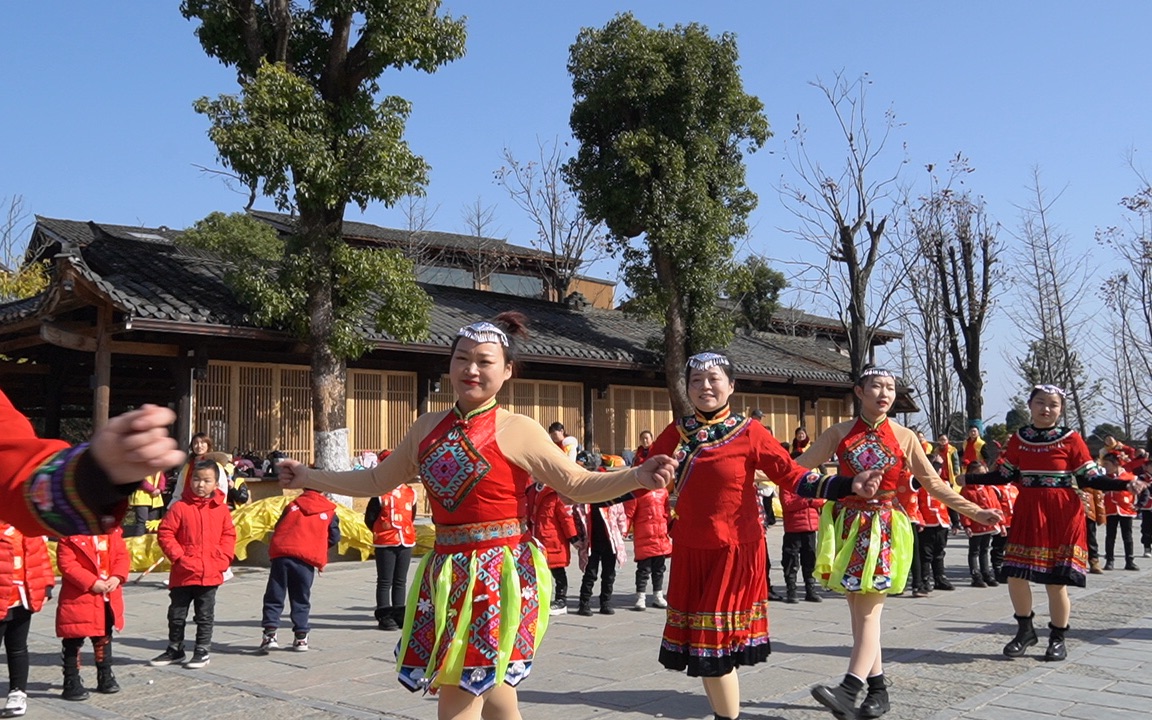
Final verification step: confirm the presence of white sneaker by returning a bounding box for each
[258,633,278,655]
[3,689,27,717]
[652,591,668,609]
[292,634,309,652]
[1143,548,1151,558]
[548,600,568,616]
[222,567,235,582]
[632,592,646,611]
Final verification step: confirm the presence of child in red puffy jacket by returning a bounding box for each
[258,489,340,653]
[0,521,55,718]
[55,528,129,701]
[960,461,1004,587]
[151,460,236,670]
[527,482,579,615]
[626,487,671,611]
[779,486,826,603]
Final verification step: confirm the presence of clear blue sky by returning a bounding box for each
[3,2,1150,428]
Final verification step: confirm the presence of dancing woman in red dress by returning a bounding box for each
[962,384,1146,662]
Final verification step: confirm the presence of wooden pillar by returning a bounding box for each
[583,383,597,450]
[43,363,62,438]
[417,369,436,416]
[92,306,112,430]
[173,352,194,450]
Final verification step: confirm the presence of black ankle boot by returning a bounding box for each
[375,607,398,631]
[858,674,891,719]
[1044,622,1069,661]
[811,674,863,719]
[96,665,120,694]
[804,578,823,602]
[1004,612,1038,658]
[784,579,798,604]
[971,572,987,588]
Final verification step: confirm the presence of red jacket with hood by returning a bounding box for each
[158,483,236,588]
[55,528,129,637]
[0,522,54,618]
[627,488,672,560]
[269,490,339,570]
[527,483,578,569]
[780,486,825,533]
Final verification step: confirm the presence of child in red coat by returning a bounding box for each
[627,487,672,611]
[150,460,236,669]
[527,482,579,615]
[960,462,1003,587]
[779,486,826,603]
[259,489,340,652]
[365,480,417,630]
[1101,453,1139,571]
[0,521,54,718]
[55,528,129,700]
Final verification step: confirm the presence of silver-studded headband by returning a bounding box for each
[1032,383,1066,397]
[456,321,509,347]
[686,352,731,371]
[859,367,896,380]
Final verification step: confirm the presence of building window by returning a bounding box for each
[489,272,543,298]
[418,265,474,288]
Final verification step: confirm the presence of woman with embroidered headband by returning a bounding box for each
[277,312,676,720]
[794,366,1001,720]
[960,384,1145,665]
[646,352,883,720]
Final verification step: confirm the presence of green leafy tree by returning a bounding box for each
[179,211,283,262]
[1091,422,1128,443]
[565,13,769,416]
[726,255,786,332]
[0,194,48,302]
[984,422,1009,446]
[181,1,463,471]
[1005,397,1030,434]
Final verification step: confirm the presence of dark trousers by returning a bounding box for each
[1086,519,1100,562]
[374,545,414,610]
[579,549,617,605]
[124,505,162,537]
[781,531,817,585]
[551,566,569,602]
[920,525,950,580]
[167,585,217,650]
[262,556,316,634]
[635,555,668,593]
[991,533,1008,573]
[61,603,114,671]
[0,606,32,692]
[910,525,926,590]
[1141,510,1152,548]
[1105,515,1135,563]
[967,534,993,575]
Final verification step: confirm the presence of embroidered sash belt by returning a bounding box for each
[435,518,528,551]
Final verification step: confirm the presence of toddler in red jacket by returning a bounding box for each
[625,487,671,611]
[55,528,129,701]
[779,486,826,603]
[258,489,340,653]
[0,521,55,718]
[150,460,236,669]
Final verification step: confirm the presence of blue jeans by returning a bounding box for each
[261,556,316,634]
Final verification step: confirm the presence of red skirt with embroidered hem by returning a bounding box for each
[1000,486,1088,587]
[658,538,771,677]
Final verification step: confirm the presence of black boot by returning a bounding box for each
[804,578,823,602]
[576,598,593,616]
[971,572,987,588]
[811,673,863,719]
[858,674,891,719]
[768,584,785,602]
[1044,622,1069,661]
[391,606,406,630]
[96,666,120,694]
[982,572,999,587]
[784,578,798,604]
[933,574,954,591]
[375,607,398,631]
[61,647,89,702]
[1003,612,1038,658]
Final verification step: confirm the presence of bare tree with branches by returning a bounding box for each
[0,194,48,302]
[905,157,1003,423]
[495,139,608,301]
[779,72,909,388]
[459,197,510,291]
[394,193,440,268]
[1098,159,1152,439]
[1008,169,1099,434]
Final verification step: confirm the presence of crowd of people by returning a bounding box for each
[1,312,1151,720]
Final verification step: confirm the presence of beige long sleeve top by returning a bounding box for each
[795,417,987,520]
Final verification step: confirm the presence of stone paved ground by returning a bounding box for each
[12,534,1152,719]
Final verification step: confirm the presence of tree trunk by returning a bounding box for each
[653,245,692,418]
[300,206,353,505]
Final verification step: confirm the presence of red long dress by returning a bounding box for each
[971,425,1130,586]
[649,407,813,677]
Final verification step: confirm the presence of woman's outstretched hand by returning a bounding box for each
[851,469,883,498]
[637,454,678,490]
[277,459,308,489]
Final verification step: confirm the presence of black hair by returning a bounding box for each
[192,459,220,475]
[855,364,896,388]
[547,422,565,434]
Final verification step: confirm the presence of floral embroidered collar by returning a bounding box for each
[1019,425,1073,444]
[686,404,733,429]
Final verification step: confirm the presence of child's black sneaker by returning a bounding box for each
[184,647,210,669]
[148,645,186,666]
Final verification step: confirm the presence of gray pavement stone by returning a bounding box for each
[9,540,1152,718]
